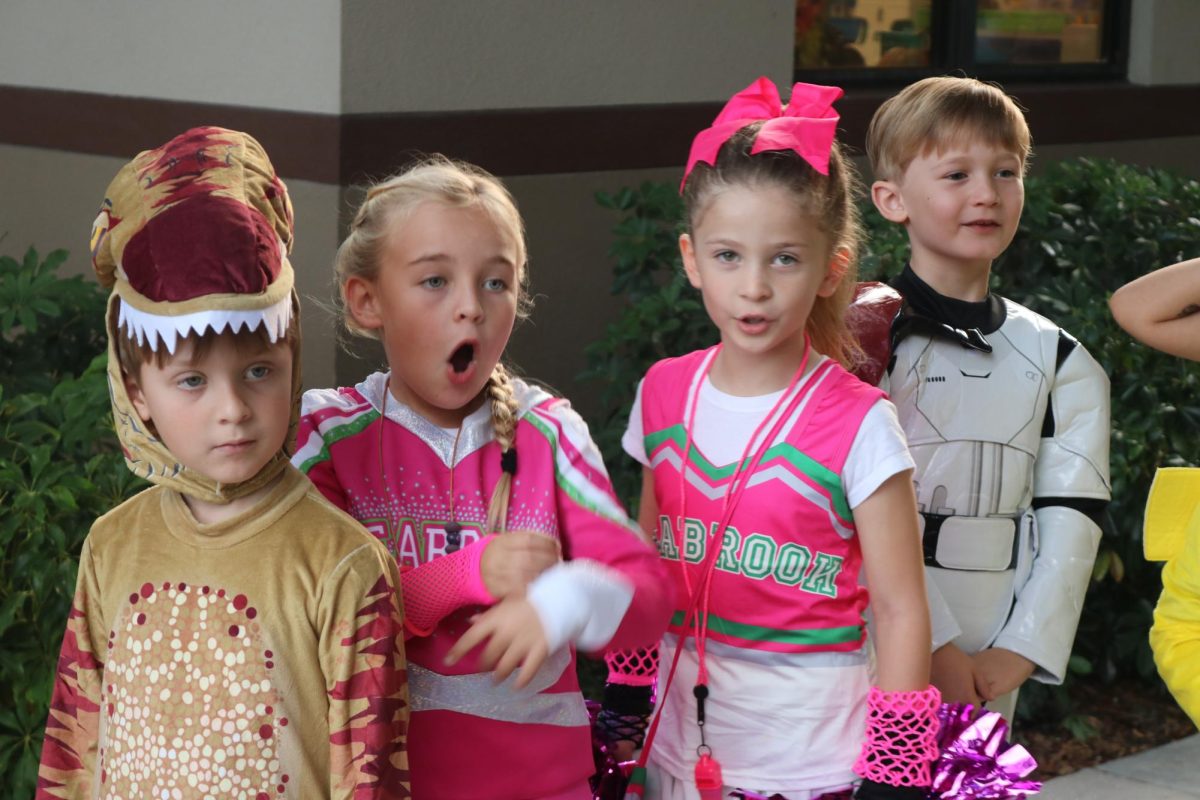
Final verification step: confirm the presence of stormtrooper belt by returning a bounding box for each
[920,512,1022,572]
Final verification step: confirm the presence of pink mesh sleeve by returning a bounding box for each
[599,647,659,749]
[854,684,941,787]
[604,645,660,686]
[401,534,497,637]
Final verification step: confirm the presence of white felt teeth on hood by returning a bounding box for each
[118,293,292,354]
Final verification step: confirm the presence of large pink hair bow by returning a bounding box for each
[682,77,845,190]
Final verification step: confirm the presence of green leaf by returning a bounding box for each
[1062,713,1099,741]
[29,298,60,317]
[1067,654,1093,676]
[0,591,27,635]
[41,249,69,272]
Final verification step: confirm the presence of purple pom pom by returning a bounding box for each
[931,703,1043,799]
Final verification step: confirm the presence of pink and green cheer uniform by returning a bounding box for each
[294,371,671,800]
[623,348,915,795]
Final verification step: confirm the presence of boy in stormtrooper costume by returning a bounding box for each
[853,77,1110,721]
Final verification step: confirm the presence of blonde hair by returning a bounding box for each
[866,76,1032,182]
[682,123,864,369]
[337,155,527,532]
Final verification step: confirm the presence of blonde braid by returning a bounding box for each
[485,364,521,533]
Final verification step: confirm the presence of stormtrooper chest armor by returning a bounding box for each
[890,315,1056,520]
[887,308,1064,650]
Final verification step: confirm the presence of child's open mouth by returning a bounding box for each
[737,315,770,335]
[447,341,477,383]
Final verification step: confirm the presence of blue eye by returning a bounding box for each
[483,277,508,292]
[178,375,204,390]
[775,253,798,267]
[246,365,271,381]
[422,276,447,289]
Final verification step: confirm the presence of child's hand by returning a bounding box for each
[444,593,550,689]
[481,531,561,598]
[971,647,1035,701]
[931,642,981,706]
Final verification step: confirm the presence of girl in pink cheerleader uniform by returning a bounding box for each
[620,79,939,800]
[293,157,672,800]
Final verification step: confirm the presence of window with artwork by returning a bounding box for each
[794,1,1128,82]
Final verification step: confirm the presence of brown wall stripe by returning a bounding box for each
[0,85,341,183]
[3,82,1199,185]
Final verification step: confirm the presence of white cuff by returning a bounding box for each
[527,560,635,653]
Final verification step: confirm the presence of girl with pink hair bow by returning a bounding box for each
[609,78,938,800]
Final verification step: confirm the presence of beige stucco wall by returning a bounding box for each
[0,144,127,270]
[340,0,795,113]
[0,0,341,113]
[0,1,794,115]
[284,180,344,392]
[1129,0,1200,86]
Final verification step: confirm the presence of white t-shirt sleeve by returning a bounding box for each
[621,378,650,467]
[843,398,915,509]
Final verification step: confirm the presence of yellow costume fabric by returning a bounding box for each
[38,127,410,798]
[1144,466,1200,728]
[38,467,410,798]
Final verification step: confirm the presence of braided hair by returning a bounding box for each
[484,363,521,532]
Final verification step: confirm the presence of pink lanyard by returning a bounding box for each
[678,338,812,686]
[636,337,813,779]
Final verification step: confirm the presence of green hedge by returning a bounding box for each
[581,157,1200,729]
[0,248,139,797]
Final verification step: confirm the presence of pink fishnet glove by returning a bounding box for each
[600,647,660,750]
[853,685,941,787]
[604,645,660,687]
[401,534,497,637]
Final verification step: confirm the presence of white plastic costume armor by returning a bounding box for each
[883,299,1110,683]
